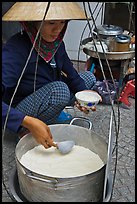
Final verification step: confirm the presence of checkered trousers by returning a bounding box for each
[16,71,96,124]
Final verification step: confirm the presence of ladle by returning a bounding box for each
[56,140,75,154]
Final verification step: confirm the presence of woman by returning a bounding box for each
[2,2,97,148]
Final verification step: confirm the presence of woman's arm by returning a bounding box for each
[2,102,56,148]
[22,116,57,148]
[59,42,87,93]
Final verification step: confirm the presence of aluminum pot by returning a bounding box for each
[15,123,108,202]
[93,24,123,51]
[94,24,123,38]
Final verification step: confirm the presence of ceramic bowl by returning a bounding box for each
[75,90,102,109]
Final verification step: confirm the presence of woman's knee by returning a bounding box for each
[79,71,96,89]
[51,81,71,104]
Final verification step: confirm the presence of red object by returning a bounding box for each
[119,80,135,106]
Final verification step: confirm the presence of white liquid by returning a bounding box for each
[20,145,104,178]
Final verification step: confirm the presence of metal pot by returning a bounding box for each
[94,24,123,39]
[15,122,108,202]
[93,24,123,50]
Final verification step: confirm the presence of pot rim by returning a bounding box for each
[15,152,106,181]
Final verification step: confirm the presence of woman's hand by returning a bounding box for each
[21,116,57,149]
[75,101,96,114]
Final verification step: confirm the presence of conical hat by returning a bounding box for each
[2,2,87,21]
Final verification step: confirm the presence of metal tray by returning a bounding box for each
[81,37,135,60]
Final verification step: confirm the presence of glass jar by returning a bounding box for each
[113,34,131,52]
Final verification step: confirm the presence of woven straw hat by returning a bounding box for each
[2,2,87,21]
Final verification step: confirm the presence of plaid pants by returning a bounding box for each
[16,71,96,124]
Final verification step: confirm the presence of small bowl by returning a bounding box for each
[75,90,102,109]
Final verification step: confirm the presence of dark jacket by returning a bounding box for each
[2,31,87,132]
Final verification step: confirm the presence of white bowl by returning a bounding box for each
[75,90,102,109]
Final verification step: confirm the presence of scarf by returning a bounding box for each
[20,21,67,63]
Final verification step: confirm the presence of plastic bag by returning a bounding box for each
[92,80,119,104]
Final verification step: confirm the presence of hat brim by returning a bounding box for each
[2,2,88,21]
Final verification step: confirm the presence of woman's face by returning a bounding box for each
[35,20,66,42]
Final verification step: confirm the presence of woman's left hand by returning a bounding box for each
[75,101,96,114]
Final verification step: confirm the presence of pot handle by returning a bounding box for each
[103,174,113,202]
[69,117,92,130]
[25,173,58,184]
[21,167,58,184]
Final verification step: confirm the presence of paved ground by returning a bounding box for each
[2,61,135,202]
